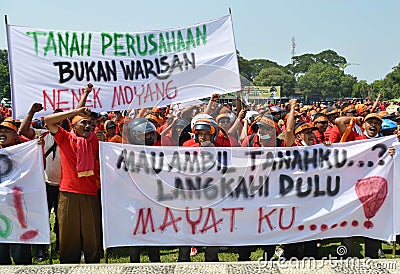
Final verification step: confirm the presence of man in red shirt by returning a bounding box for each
[44,106,101,264]
[312,114,329,144]
[335,113,382,142]
[214,113,239,147]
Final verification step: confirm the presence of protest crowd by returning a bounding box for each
[1,82,400,265]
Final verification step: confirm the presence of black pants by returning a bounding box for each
[129,247,160,263]
[364,238,381,258]
[35,184,60,256]
[0,244,32,265]
[284,241,317,259]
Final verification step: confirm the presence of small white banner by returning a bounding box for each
[100,136,397,248]
[0,141,50,244]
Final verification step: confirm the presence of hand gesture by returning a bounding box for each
[85,83,93,94]
[29,103,43,115]
[76,107,92,117]
[289,99,297,106]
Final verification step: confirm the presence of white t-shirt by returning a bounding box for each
[34,129,61,186]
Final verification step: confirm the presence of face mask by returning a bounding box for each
[258,133,271,140]
[300,139,308,146]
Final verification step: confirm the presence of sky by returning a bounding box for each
[1,0,400,83]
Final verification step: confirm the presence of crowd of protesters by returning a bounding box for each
[1,83,400,264]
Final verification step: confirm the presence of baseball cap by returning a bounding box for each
[364,113,382,123]
[0,121,18,133]
[104,120,117,129]
[294,122,317,134]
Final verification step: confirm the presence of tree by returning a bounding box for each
[286,49,347,78]
[248,59,283,81]
[253,67,296,97]
[0,49,10,100]
[298,62,355,101]
[352,80,370,98]
[381,63,400,99]
[237,55,253,83]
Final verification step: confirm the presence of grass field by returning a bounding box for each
[30,214,400,265]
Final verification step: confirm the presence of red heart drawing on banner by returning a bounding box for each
[355,176,388,229]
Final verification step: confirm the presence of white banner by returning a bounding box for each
[100,136,397,248]
[393,142,400,235]
[7,15,240,119]
[0,141,50,244]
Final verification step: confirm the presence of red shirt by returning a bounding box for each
[345,131,368,142]
[54,127,99,196]
[328,125,342,143]
[313,130,325,144]
[214,132,239,147]
[182,138,199,147]
[241,134,261,147]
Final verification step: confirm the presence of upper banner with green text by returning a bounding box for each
[6,15,240,118]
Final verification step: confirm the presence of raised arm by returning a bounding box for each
[77,83,93,108]
[284,99,297,147]
[45,107,91,134]
[19,103,43,139]
[370,93,381,113]
[228,108,246,136]
[204,94,220,115]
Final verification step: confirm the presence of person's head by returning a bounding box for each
[356,104,370,118]
[145,113,162,128]
[104,120,117,137]
[325,107,339,124]
[380,118,397,136]
[72,115,93,138]
[127,118,156,145]
[0,121,19,147]
[114,111,123,120]
[216,113,231,132]
[313,114,329,133]
[294,122,318,146]
[270,106,282,120]
[95,126,106,141]
[173,119,189,136]
[363,113,382,137]
[255,116,276,146]
[165,114,175,125]
[193,118,218,144]
[341,103,356,117]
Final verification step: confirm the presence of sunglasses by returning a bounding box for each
[346,110,357,114]
[219,119,230,124]
[317,121,328,125]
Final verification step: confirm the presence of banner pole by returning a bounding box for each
[4,15,17,120]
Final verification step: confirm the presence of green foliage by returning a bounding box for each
[253,67,296,97]
[0,49,10,99]
[298,62,356,101]
[287,49,347,78]
[381,63,400,99]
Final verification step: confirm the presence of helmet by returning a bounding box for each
[127,118,156,145]
[193,118,219,143]
[381,119,397,130]
[190,113,213,129]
